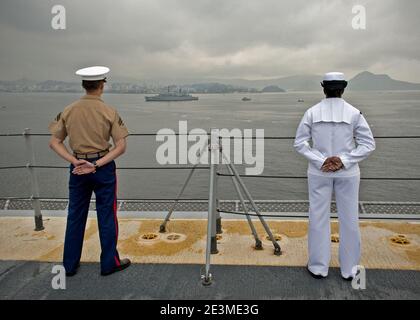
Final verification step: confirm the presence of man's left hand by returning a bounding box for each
[321,156,344,172]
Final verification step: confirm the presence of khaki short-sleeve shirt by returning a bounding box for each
[48,95,129,154]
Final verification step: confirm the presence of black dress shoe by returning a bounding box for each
[342,275,354,281]
[66,270,77,277]
[306,265,327,279]
[101,258,131,276]
[66,263,80,277]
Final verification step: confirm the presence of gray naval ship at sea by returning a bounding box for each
[145,87,198,101]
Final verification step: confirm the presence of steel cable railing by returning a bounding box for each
[216,209,420,220]
[2,133,420,139]
[216,173,420,181]
[1,132,420,172]
[1,131,420,228]
[0,164,419,181]
[0,196,209,201]
[1,133,420,179]
[17,165,209,170]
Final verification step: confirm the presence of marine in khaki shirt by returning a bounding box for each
[48,66,131,277]
[49,94,129,154]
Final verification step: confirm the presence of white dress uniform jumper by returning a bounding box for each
[294,95,375,278]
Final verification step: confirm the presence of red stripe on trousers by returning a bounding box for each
[114,171,120,267]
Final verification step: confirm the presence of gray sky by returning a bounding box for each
[0,0,419,82]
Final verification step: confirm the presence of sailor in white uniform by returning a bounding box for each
[294,72,375,280]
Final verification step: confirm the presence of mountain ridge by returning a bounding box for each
[1,71,420,93]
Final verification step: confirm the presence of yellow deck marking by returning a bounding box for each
[0,217,419,270]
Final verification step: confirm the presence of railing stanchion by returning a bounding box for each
[226,164,263,250]
[216,199,222,234]
[215,136,224,234]
[23,128,44,231]
[202,129,219,286]
[211,162,219,254]
[210,133,220,254]
[159,165,198,233]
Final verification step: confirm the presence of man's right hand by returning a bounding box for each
[72,159,90,167]
[72,160,96,175]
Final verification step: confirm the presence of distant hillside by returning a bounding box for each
[223,72,420,91]
[183,82,256,93]
[220,75,321,91]
[261,85,285,93]
[348,71,420,91]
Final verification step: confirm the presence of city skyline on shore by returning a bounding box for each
[1,70,420,93]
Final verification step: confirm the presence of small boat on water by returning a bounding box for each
[298,99,305,102]
[145,87,198,102]
[242,97,252,101]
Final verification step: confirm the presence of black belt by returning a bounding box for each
[73,150,109,159]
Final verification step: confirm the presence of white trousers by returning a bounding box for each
[307,173,361,278]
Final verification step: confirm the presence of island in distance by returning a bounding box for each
[261,85,286,93]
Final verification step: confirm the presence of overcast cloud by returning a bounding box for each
[0,0,419,82]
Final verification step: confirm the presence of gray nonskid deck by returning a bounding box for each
[0,260,419,300]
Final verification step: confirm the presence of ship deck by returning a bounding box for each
[0,212,419,299]
[2,261,419,300]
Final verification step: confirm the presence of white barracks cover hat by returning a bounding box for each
[75,66,110,81]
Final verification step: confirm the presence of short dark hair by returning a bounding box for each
[321,80,347,98]
[82,80,105,92]
[323,87,345,98]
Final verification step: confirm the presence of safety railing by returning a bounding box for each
[1,198,420,227]
[1,129,420,285]
[1,130,420,228]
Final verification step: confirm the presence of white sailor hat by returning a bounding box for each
[75,66,110,81]
[323,72,346,82]
[321,72,347,89]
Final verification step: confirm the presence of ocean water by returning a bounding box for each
[0,91,419,201]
